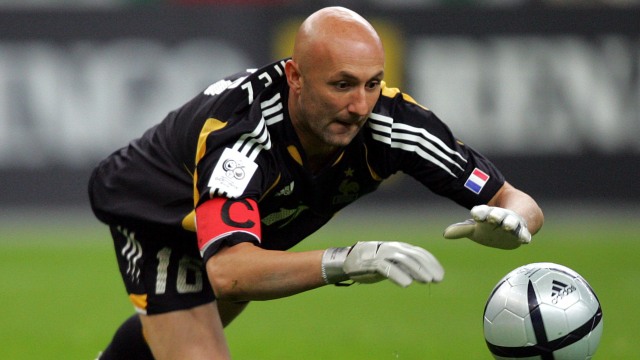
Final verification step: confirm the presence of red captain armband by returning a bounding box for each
[195,197,261,257]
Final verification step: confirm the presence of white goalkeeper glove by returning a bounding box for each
[443,205,531,250]
[321,241,444,287]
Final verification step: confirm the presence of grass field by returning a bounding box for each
[0,203,637,359]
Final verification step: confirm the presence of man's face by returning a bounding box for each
[289,38,384,152]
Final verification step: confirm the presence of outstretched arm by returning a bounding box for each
[487,181,544,236]
[197,196,444,302]
[207,241,445,302]
[207,243,326,302]
[443,181,544,249]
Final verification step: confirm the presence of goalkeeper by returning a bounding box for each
[89,6,543,360]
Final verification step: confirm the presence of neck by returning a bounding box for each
[288,92,338,172]
[295,128,339,173]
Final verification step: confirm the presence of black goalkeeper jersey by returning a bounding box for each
[89,58,505,251]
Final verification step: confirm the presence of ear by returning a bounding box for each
[285,59,302,92]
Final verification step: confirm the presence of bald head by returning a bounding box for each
[284,7,385,160]
[292,7,384,72]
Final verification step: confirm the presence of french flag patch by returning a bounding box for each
[464,168,490,194]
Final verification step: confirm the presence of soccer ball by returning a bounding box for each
[483,262,603,360]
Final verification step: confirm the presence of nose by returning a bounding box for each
[347,87,370,117]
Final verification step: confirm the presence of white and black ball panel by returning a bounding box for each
[484,263,603,360]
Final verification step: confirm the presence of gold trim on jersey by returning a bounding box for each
[332,151,345,167]
[287,145,303,165]
[259,173,282,202]
[129,293,148,314]
[183,118,229,232]
[194,118,228,204]
[363,143,382,181]
[181,210,196,232]
[196,118,228,168]
[380,81,428,111]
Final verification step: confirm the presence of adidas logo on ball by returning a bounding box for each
[550,280,577,305]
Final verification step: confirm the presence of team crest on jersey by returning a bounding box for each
[208,148,258,198]
[332,179,360,205]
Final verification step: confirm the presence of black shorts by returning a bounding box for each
[108,220,215,315]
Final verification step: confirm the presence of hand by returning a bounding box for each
[321,241,444,287]
[443,205,531,250]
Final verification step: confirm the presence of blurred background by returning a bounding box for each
[0,0,638,211]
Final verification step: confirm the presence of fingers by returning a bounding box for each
[378,261,413,287]
[344,242,445,287]
[472,205,508,226]
[472,205,532,245]
[445,206,533,249]
[442,219,476,239]
[515,222,532,244]
[501,212,520,231]
[379,242,445,285]
[401,244,444,283]
[470,204,492,221]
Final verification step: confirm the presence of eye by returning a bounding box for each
[334,81,351,90]
[366,80,381,90]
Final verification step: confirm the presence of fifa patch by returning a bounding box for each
[464,168,489,194]
[208,147,258,198]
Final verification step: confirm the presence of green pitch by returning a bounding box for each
[0,206,636,359]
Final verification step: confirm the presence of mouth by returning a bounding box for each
[332,119,360,133]
[324,117,367,146]
[336,116,366,127]
[335,120,354,127]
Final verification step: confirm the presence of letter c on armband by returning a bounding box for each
[221,198,256,229]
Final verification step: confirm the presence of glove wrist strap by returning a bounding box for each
[321,247,351,284]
